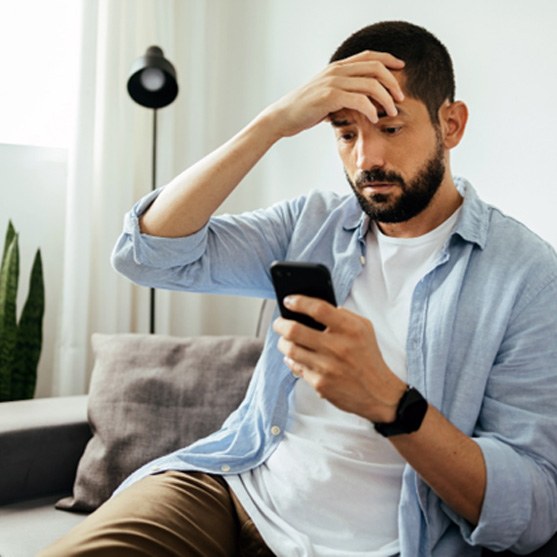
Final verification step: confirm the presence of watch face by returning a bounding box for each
[400,390,428,430]
[374,387,428,437]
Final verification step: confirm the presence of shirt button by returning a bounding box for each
[221,464,231,473]
[271,425,282,436]
[360,255,366,265]
[150,465,161,472]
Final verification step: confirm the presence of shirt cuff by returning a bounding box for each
[123,188,208,269]
[444,437,532,552]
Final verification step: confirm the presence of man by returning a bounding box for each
[43,20,557,557]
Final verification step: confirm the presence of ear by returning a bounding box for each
[438,101,468,149]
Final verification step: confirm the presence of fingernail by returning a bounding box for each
[283,296,294,307]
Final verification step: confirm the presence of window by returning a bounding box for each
[0,0,81,148]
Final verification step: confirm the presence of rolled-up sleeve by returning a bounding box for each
[111,187,308,298]
[111,189,211,283]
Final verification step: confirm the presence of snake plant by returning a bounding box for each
[0,221,45,401]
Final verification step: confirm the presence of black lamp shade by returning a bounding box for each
[127,46,178,109]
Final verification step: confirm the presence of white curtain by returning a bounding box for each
[52,0,179,395]
[51,0,269,396]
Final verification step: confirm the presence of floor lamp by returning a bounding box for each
[127,46,179,334]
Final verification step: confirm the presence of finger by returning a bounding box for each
[283,295,338,330]
[277,336,313,366]
[273,316,323,351]
[326,61,405,103]
[283,356,304,378]
[282,354,324,399]
[277,335,330,376]
[334,50,405,70]
[332,91,380,123]
[325,75,401,118]
[278,338,337,400]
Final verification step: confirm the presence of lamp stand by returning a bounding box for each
[126,45,178,336]
[149,109,158,334]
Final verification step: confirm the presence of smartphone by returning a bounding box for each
[270,261,337,331]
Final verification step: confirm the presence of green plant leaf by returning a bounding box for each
[0,234,19,401]
[11,250,44,400]
[1,220,16,271]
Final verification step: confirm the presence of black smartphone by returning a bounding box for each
[270,261,337,331]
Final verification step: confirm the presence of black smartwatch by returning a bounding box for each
[374,386,428,437]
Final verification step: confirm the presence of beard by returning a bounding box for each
[346,134,446,223]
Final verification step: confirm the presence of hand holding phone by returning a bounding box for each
[270,261,337,331]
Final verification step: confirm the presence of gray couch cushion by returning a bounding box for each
[57,333,262,512]
[0,496,86,557]
[0,396,90,505]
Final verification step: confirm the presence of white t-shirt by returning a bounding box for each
[227,208,461,557]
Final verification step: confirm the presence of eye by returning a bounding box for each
[337,131,356,143]
[382,126,402,136]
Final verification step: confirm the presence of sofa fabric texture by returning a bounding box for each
[56,333,263,512]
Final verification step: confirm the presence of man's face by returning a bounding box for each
[330,91,447,225]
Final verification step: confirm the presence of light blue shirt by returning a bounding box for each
[112,178,557,556]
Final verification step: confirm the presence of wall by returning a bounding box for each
[0,145,67,397]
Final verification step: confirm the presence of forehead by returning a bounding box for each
[329,94,428,125]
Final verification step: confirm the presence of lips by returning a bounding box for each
[353,169,405,196]
[359,182,397,193]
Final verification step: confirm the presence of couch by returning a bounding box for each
[1,301,556,556]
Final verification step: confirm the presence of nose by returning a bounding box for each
[355,133,386,170]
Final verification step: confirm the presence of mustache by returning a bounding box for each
[354,169,405,189]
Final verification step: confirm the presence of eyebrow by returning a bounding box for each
[377,105,407,119]
[329,117,351,128]
[329,105,407,127]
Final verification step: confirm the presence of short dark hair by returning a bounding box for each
[330,21,455,123]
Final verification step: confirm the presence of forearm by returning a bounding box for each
[140,110,283,238]
[391,404,486,525]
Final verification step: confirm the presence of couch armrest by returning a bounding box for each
[0,395,91,505]
[256,299,276,339]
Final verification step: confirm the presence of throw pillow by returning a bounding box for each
[56,333,263,512]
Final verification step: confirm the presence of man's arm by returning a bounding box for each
[274,295,486,525]
[139,51,405,238]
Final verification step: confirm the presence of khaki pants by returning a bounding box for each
[39,471,275,557]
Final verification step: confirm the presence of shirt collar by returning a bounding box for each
[452,176,489,250]
[342,198,367,239]
[341,176,489,250]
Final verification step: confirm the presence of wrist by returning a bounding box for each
[253,104,291,144]
[374,377,408,423]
